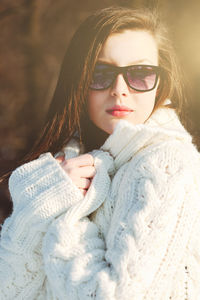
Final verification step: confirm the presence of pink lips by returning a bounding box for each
[106,105,133,117]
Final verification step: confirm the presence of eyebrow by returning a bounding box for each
[97,59,154,66]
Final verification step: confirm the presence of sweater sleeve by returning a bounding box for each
[42,145,200,300]
[0,152,83,299]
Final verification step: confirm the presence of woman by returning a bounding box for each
[1,6,200,300]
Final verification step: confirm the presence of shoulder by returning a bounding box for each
[121,140,200,210]
[129,139,200,180]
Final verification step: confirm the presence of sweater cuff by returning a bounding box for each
[8,152,83,224]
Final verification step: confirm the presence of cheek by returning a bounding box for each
[146,92,157,117]
[136,90,156,116]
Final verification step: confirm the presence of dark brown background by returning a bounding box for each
[1,0,200,224]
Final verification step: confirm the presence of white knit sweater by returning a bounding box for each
[1,107,200,300]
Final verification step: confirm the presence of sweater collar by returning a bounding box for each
[100,107,192,170]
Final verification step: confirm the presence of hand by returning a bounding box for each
[56,154,96,196]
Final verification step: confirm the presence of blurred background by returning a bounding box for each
[0,0,200,224]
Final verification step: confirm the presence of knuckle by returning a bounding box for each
[89,156,94,165]
[90,166,96,174]
[66,166,76,176]
[85,153,94,163]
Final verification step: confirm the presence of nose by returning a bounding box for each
[110,74,129,98]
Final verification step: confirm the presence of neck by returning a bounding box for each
[81,118,109,152]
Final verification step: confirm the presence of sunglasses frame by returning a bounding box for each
[89,64,163,92]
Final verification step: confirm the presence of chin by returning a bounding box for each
[103,121,120,135]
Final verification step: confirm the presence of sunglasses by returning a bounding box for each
[89,63,163,92]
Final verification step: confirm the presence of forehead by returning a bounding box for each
[98,30,158,66]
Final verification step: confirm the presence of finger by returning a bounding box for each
[78,166,96,178]
[62,164,96,180]
[75,178,91,189]
[56,155,65,163]
[67,154,94,167]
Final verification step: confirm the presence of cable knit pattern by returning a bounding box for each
[1,106,200,299]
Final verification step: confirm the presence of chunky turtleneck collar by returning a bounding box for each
[61,106,191,173]
[100,107,191,171]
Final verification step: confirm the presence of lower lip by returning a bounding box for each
[107,110,133,117]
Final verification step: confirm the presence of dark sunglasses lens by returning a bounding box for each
[127,66,157,91]
[90,66,115,90]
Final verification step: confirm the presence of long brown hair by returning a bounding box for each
[2,6,185,181]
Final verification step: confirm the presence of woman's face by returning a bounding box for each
[88,30,159,134]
